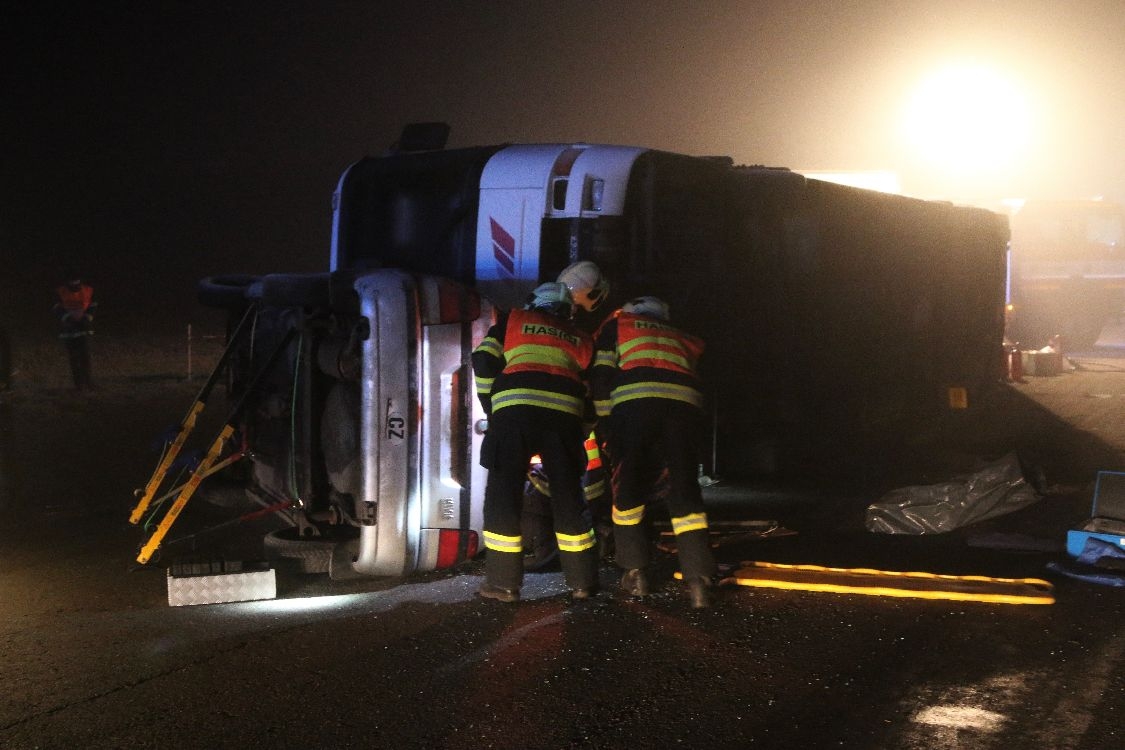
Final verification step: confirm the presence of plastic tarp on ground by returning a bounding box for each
[866,452,1041,534]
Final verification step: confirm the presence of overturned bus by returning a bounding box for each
[169,126,1008,578]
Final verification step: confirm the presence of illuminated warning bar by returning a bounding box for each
[696,562,1055,605]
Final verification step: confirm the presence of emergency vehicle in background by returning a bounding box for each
[1004,198,1125,349]
[151,123,1008,579]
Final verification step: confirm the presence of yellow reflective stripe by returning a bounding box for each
[613,504,645,526]
[714,563,1055,605]
[594,399,612,417]
[583,478,605,501]
[506,343,579,370]
[528,473,551,497]
[594,349,618,368]
[475,337,504,358]
[611,382,702,408]
[619,347,692,371]
[528,474,603,500]
[492,389,584,416]
[556,529,596,552]
[618,334,682,356]
[475,376,494,395]
[672,512,708,535]
[483,530,522,553]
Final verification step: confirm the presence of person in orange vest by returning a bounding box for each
[53,273,97,389]
[591,295,716,608]
[471,281,599,602]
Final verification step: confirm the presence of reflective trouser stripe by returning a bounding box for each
[483,530,522,553]
[556,529,596,552]
[613,504,645,526]
[672,512,709,535]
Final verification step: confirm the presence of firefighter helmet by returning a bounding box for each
[557,261,609,312]
[622,296,670,322]
[524,282,574,317]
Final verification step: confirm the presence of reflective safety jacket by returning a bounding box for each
[471,309,594,418]
[591,311,704,417]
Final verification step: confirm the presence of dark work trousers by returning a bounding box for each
[480,405,598,591]
[609,398,716,580]
[63,335,93,389]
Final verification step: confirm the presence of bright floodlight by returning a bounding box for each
[902,63,1033,174]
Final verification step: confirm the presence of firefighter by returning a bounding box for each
[592,295,716,608]
[518,260,614,569]
[472,281,599,602]
[556,260,616,535]
[53,273,97,390]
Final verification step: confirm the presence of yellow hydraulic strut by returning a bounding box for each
[129,306,255,525]
[136,327,296,565]
[138,424,236,564]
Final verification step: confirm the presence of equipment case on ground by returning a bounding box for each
[1066,470,1125,557]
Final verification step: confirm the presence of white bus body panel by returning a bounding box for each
[475,144,647,309]
[557,145,646,218]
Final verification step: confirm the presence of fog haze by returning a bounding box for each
[4,1,1123,331]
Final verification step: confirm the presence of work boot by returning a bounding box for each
[620,568,650,597]
[478,583,521,603]
[686,576,712,609]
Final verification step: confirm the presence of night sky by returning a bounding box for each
[4,0,1125,335]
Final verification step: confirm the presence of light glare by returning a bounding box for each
[902,64,1033,174]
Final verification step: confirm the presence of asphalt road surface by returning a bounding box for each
[1,330,1123,749]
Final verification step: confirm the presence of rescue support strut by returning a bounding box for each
[136,327,296,565]
[129,305,256,525]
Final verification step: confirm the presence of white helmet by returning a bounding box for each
[622,296,670,322]
[524,281,574,317]
[557,261,609,312]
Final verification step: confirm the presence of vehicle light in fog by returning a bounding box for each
[436,529,478,568]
